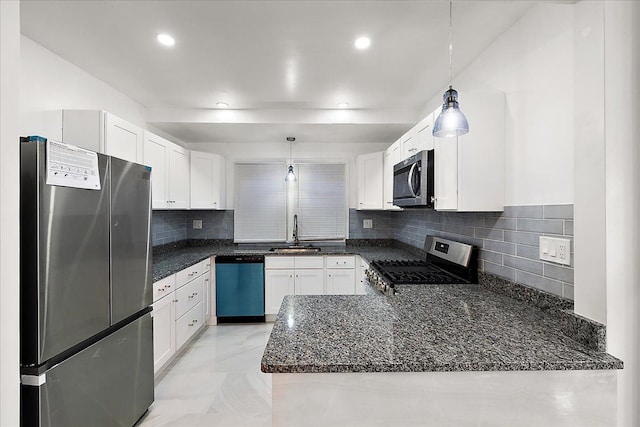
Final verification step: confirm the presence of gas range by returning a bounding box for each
[366,236,478,296]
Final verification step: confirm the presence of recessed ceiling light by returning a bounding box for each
[216,102,229,108]
[157,33,175,47]
[337,102,349,108]
[354,36,371,50]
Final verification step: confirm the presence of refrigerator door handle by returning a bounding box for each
[21,373,46,386]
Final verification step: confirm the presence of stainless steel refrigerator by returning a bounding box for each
[20,137,154,426]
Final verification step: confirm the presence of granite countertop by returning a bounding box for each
[152,241,420,282]
[260,285,623,373]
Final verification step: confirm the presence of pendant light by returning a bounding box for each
[285,137,297,182]
[433,1,469,138]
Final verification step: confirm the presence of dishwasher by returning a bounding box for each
[215,255,265,323]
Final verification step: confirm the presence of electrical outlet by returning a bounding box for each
[539,236,571,266]
[193,219,203,229]
[363,219,373,229]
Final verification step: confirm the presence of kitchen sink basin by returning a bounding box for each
[269,246,322,254]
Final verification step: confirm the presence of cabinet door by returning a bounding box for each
[265,269,295,315]
[175,275,204,319]
[294,269,324,295]
[104,112,143,163]
[434,136,458,211]
[168,143,190,208]
[152,293,175,374]
[326,269,356,295]
[416,113,435,152]
[190,151,226,209]
[383,142,403,210]
[401,130,419,159]
[356,151,384,210]
[203,272,211,324]
[143,132,169,209]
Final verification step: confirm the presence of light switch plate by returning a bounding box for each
[363,219,373,229]
[193,219,203,229]
[539,236,570,266]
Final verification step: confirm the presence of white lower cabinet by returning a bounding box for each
[294,270,324,295]
[176,301,204,349]
[265,269,295,315]
[152,258,212,375]
[326,269,356,295]
[356,256,369,295]
[152,293,176,373]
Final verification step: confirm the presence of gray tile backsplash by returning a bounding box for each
[349,204,575,300]
[152,210,234,246]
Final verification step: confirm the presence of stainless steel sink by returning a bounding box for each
[269,246,322,254]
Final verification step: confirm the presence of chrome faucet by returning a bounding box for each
[293,214,299,246]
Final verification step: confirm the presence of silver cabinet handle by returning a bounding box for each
[188,323,193,326]
[188,295,194,299]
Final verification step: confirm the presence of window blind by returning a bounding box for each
[234,163,287,242]
[294,163,346,240]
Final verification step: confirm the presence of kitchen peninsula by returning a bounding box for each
[261,283,622,426]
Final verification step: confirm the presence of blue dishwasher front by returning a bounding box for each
[215,255,265,322]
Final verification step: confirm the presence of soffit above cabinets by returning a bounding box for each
[20,1,535,144]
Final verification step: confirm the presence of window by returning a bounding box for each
[234,163,287,242]
[234,162,347,242]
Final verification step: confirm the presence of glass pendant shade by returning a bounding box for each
[433,86,469,138]
[285,165,297,182]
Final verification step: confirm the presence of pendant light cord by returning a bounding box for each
[448,0,453,87]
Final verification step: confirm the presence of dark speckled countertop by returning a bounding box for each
[261,286,623,373]
[152,242,419,282]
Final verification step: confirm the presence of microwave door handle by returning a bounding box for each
[407,163,418,197]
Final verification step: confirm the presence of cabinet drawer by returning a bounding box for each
[202,258,212,274]
[326,256,355,269]
[175,275,203,318]
[176,301,203,349]
[294,256,324,269]
[265,256,295,269]
[153,275,176,303]
[175,261,204,288]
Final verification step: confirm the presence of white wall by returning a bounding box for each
[603,2,640,425]
[0,2,21,425]
[20,35,147,128]
[423,3,574,206]
[188,141,390,209]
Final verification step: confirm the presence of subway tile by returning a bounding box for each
[442,224,476,237]
[485,217,517,230]
[563,284,575,300]
[564,220,574,236]
[502,205,543,219]
[516,270,563,296]
[504,230,540,247]
[503,255,543,276]
[517,219,564,234]
[459,215,486,227]
[479,250,502,264]
[483,261,515,282]
[517,244,540,261]
[474,227,504,240]
[483,239,516,255]
[543,204,574,219]
[544,263,574,284]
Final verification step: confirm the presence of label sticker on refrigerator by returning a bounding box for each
[46,140,101,190]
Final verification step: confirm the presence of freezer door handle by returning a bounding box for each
[21,373,46,386]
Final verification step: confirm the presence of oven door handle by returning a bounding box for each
[407,163,418,197]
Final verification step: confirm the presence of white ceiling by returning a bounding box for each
[20,0,536,144]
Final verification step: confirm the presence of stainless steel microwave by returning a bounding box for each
[393,149,434,207]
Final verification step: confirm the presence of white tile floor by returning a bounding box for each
[137,323,274,427]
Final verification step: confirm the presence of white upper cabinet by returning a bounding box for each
[356,151,384,210]
[168,143,190,209]
[399,114,434,161]
[143,131,189,209]
[103,112,144,163]
[383,141,403,211]
[190,151,226,210]
[20,110,143,163]
[433,91,505,212]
